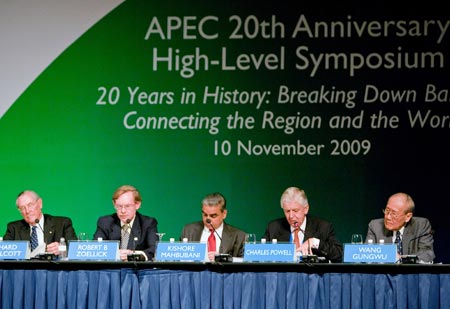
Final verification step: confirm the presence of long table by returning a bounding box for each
[1,261,450,308]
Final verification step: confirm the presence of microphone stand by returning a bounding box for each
[34,219,56,261]
[125,219,145,262]
[294,222,319,264]
[401,230,434,264]
[206,219,232,263]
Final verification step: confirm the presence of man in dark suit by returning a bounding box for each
[3,190,77,257]
[180,192,246,261]
[94,185,158,261]
[366,192,435,263]
[263,187,343,263]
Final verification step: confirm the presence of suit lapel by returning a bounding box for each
[382,228,394,243]
[19,222,31,240]
[192,222,203,241]
[128,214,142,249]
[43,215,55,243]
[304,218,315,240]
[220,224,232,253]
[278,219,291,242]
[401,222,414,251]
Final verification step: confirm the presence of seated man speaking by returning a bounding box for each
[180,192,246,261]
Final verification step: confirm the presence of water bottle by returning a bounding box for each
[296,251,303,263]
[59,237,68,260]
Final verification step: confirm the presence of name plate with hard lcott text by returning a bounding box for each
[156,242,207,262]
[0,240,29,260]
[68,241,120,261]
[344,244,397,263]
[244,243,296,262]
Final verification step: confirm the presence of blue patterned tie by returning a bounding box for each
[31,226,38,251]
[395,231,403,255]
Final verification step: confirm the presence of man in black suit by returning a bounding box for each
[3,190,77,257]
[366,192,435,263]
[180,192,246,261]
[263,187,343,263]
[94,185,158,261]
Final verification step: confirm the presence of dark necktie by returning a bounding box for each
[121,224,130,249]
[31,225,38,251]
[208,229,216,252]
[395,231,403,255]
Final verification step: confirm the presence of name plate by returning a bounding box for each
[156,242,206,262]
[68,241,119,261]
[344,244,397,263]
[244,243,295,262]
[0,241,29,260]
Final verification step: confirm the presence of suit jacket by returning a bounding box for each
[94,212,158,259]
[365,217,435,263]
[3,214,77,244]
[180,221,246,257]
[263,216,343,263]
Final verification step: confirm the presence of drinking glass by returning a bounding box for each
[246,233,256,244]
[153,233,166,262]
[78,232,87,241]
[156,232,166,242]
[351,234,363,244]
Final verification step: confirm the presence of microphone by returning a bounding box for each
[294,222,319,263]
[34,219,47,246]
[125,219,138,252]
[206,219,232,262]
[125,219,145,261]
[206,219,223,249]
[34,219,55,260]
[402,230,434,264]
[407,230,434,255]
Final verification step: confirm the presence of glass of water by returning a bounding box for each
[351,234,363,244]
[78,232,87,241]
[246,233,256,244]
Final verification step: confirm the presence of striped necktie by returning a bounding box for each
[121,224,130,249]
[395,231,403,255]
[31,226,39,251]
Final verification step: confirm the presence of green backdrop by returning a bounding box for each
[1,0,449,261]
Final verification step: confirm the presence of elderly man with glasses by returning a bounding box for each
[3,190,77,257]
[365,192,435,263]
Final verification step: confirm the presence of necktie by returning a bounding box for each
[121,224,130,249]
[31,226,38,251]
[293,228,300,249]
[208,229,216,252]
[395,231,403,255]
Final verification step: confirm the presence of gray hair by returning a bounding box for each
[280,187,308,208]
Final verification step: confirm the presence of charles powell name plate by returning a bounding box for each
[244,243,295,262]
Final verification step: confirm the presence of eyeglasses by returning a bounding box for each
[114,204,135,211]
[382,208,405,219]
[17,200,39,213]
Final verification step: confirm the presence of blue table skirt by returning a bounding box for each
[1,269,449,308]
